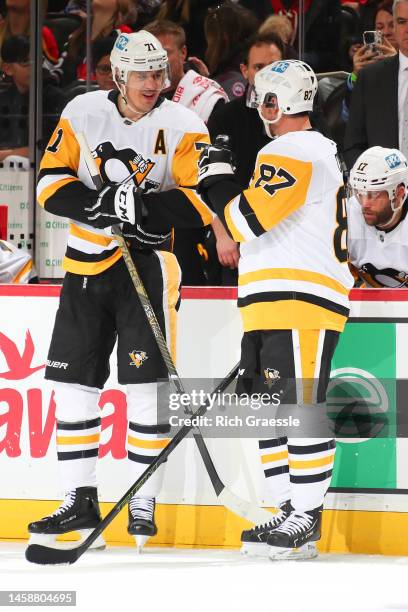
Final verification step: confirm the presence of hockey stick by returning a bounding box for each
[25,363,239,565]
[76,131,273,525]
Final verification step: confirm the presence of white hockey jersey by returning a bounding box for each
[172,69,229,123]
[347,196,408,287]
[0,240,36,283]
[224,130,354,332]
[37,90,212,275]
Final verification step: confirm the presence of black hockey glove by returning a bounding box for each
[197,135,235,195]
[85,183,147,229]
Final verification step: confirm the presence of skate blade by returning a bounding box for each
[269,541,318,561]
[28,530,105,551]
[240,542,270,558]
[77,530,106,550]
[133,535,149,552]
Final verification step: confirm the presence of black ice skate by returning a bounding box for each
[267,506,322,560]
[127,496,157,551]
[27,487,105,549]
[240,500,293,557]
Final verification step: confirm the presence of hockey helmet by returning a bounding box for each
[349,146,408,211]
[111,30,171,91]
[247,60,318,125]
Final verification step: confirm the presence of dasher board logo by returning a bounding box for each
[129,350,148,368]
[264,367,280,387]
[328,367,389,442]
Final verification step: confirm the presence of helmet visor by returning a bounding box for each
[115,66,171,91]
[350,187,388,205]
[246,84,278,109]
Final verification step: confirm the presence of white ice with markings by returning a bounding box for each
[0,543,407,612]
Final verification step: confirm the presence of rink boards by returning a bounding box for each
[0,285,408,554]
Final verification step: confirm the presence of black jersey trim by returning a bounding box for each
[237,291,350,317]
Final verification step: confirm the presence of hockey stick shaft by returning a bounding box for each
[76,132,273,523]
[25,364,239,565]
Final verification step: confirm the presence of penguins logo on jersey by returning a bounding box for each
[94,142,159,194]
[359,263,408,288]
[264,368,280,387]
[129,350,149,368]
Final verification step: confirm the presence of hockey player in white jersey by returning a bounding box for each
[0,240,37,283]
[197,60,354,560]
[347,146,408,287]
[27,31,214,553]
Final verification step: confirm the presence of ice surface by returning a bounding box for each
[0,543,407,612]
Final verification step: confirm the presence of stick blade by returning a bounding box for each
[25,543,82,565]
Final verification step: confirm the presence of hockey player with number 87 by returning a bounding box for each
[27,30,215,553]
[197,60,354,560]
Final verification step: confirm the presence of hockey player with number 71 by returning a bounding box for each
[27,30,219,553]
[197,60,354,560]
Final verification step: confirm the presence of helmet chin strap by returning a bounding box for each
[376,192,404,229]
[257,107,282,139]
[118,84,148,120]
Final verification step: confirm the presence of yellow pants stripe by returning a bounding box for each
[261,450,289,464]
[56,433,100,445]
[289,454,335,469]
[127,435,170,450]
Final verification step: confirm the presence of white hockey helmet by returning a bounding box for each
[247,60,318,126]
[110,30,170,91]
[349,146,408,211]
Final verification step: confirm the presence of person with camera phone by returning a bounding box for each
[352,30,396,74]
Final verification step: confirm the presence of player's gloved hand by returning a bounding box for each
[85,182,147,229]
[197,135,235,194]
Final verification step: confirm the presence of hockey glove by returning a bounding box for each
[85,183,147,229]
[197,135,235,195]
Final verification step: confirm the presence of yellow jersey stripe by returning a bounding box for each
[70,223,115,247]
[177,187,213,226]
[63,247,122,275]
[13,260,32,283]
[172,132,210,186]
[238,268,349,296]
[225,197,246,243]
[244,154,312,231]
[240,301,348,332]
[38,177,78,208]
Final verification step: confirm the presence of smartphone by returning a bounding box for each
[363,30,383,53]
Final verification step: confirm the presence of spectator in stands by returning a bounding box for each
[347,146,408,287]
[374,0,397,49]
[258,13,297,59]
[144,19,228,123]
[267,0,343,72]
[0,0,60,74]
[208,32,284,189]
[61,0,136,85]
[91,34,116,90]
[204,2,259,100]
[0,35,65,162]
[343,0,407,168]
[157,0,220,59]
[205,33,284,286]
[144,18,234,286]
